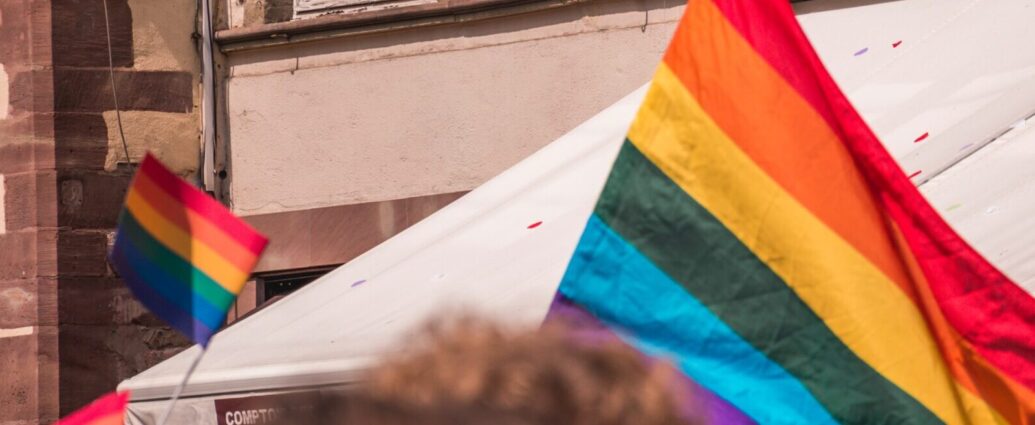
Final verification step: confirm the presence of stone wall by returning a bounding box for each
[0,0,202,422]
[221,0,293,29]
[50,0,201,414]
[0,1,60,421]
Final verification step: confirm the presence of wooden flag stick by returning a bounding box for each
[155,346,207,425]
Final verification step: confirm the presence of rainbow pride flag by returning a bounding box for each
[55,391,129,425]
[111,154,268,346]
[557,0,1035,423]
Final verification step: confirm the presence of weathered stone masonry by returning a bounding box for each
[1,1,196,422]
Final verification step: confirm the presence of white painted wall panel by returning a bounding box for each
[226,0,684,215]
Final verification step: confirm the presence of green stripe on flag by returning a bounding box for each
[596,141,942,425]
[118,211,238,312]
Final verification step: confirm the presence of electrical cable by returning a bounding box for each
[102,0,133,165]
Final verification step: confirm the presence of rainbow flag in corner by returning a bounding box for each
[557,0,1035,424]
[55,391,129,425]
[111,154,268,346]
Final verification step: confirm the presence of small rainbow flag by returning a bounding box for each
[557,0,1035,423]
[110,154,268,346]
[55,391,129,425]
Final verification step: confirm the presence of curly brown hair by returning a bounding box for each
[357,317,694,425]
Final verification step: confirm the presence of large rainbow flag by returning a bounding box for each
[556,0,1035,423]
[55,391,129,425]
[110,154,268,346]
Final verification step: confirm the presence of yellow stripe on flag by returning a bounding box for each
[125,189,251,293]
[628,63,1002,425]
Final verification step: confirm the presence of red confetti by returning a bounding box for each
[914,132,929,143]
[908,170,922,179]
[892,40,903,48]
[527,221,543,229]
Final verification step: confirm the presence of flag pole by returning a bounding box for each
[155,346,207,425]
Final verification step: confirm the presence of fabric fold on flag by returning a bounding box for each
[554,0,1035,423]
[110,154,268,346]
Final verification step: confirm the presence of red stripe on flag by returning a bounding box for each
[55,391,129,425]
[708,0,1035,393]
[136,154,267,256]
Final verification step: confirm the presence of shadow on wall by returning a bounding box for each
[226,0,686,68]
[794,0,906,14]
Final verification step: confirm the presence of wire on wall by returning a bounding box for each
[102,0,133,165]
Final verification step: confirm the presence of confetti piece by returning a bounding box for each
[946,203,963,212]
[908,170,922,179]
[351,279,366,287]
[853,47,869,56]
[527,221,543,229]
[913,132,929,143]
[892,40,902,48]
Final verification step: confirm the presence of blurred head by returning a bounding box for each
[289,316,694,425]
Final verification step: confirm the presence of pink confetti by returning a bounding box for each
[914,132,929,143]
[527,221,543,229]
[853,47,869,56]
[908,170,922,179]
[892,40,902,48]
[351,279,367,287]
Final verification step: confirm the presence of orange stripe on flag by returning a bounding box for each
[706,0,1035,394]
[131,171,259,272]
[137,154,267,255]
[84,412,126,425]
[662,0,917,303]
[662,0,1029,422]
[125,190,252,292]
[892,223,1035,425]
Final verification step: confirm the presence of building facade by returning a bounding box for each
[0,0,686,422]
[219,0,685,277]
[8,0,1035,423]
[0,0,203,422]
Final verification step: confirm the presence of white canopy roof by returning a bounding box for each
[120,82,646,405]
[121,0,1035,420]
[795,0,1035,290]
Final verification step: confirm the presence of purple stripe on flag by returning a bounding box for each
[545,294,757,425]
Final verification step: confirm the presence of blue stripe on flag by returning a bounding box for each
[111,229,222,343]
[559,214,839,425]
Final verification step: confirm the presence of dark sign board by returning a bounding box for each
[214,392,316,425]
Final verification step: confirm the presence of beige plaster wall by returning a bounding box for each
[130,0,200,72]
[105,0,202,176]
[103,111,200,174]
[226,0,685,215]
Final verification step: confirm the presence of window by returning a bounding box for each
[294,0,401,16]
[254,265,339,305]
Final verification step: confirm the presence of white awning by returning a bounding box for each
[121,1,1035,422]
[119,82,647,417]
[795,0,1035,290]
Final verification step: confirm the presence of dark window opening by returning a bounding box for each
[255,265,339,306]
